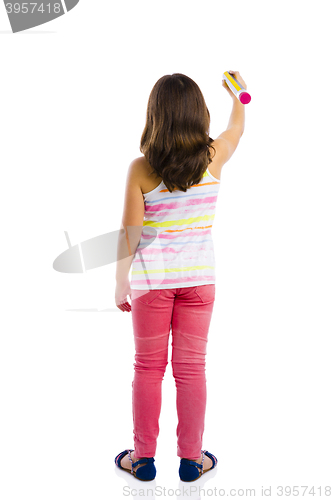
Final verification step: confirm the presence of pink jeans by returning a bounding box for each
[130,284,215,460]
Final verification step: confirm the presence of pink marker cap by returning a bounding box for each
[239,92,251,104]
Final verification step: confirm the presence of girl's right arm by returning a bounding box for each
[211,71,246,173]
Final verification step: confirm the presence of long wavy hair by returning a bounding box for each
[140,73,216,193]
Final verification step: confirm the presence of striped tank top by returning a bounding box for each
[130,166,221,290]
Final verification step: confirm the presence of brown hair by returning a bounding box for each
[140,73,216,193]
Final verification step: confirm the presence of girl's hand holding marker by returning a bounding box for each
[222,70,251,104]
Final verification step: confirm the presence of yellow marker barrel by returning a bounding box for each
[222,71,251,104]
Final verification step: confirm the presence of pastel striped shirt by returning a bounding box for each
[130,166,221,290]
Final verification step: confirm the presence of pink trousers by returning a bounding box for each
[130,284,215,460]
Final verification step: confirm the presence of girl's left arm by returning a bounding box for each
[115,159,145,285]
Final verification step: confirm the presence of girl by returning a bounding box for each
[114,71,247,481]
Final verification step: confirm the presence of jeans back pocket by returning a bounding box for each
[131,289,161,305]
[194,284,215,304]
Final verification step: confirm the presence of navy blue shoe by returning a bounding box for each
[115,449,156,481]
[179,450,217,482]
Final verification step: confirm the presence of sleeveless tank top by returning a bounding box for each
[130,166,221,290]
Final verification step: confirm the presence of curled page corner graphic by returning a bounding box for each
[53,227,158,274]
[64,0,80,12]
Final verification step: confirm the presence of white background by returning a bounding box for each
[0,1,332,499]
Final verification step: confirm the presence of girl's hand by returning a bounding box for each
[222,70,248,98]
[115,279,132,312]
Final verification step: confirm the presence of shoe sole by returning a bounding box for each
[117,465,156,481]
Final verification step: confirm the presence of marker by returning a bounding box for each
[222,71,251,104]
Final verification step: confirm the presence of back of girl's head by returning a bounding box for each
[140,73,216,193]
